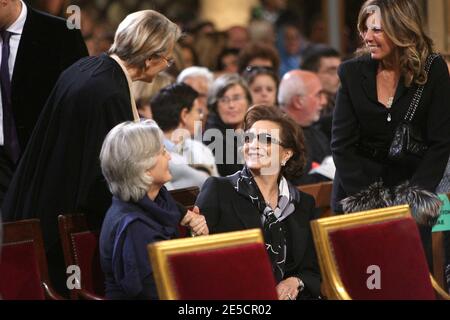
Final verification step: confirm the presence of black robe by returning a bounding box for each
[2,54,134,271]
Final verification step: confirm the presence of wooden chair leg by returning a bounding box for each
[432,232,445,289]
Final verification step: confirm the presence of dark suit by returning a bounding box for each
[331,54,450,212]
[0,5,88,204]
[196,175,322,299]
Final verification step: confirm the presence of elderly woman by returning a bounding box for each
[2,10,180,293]
[99,120,208,300]
[196,105,321,300]
[205,74,252,177]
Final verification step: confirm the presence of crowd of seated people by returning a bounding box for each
[1,0,450,301]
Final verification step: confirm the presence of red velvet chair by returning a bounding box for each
[148,229,278,300]
[169,186,200,238]
[0,219,62,300]
[58,214,105,300]
[311,205,450,300]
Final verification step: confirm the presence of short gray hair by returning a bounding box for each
[177,66,214,87]
[208,73,251,111]
[278,73,306,108]
[109,10,181,69]
[100,120,164,202]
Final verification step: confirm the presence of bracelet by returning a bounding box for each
[296,277,305,292]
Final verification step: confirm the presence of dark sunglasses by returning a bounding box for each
[244,132,284,146]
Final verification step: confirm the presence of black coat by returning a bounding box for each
[204,112,243,177]
[11,6,88,150]
[331,54,450,211]
[195,175,322,299]
[2,54,134,249]
[292,125,332,185]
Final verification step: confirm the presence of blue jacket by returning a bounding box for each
[99,188,180,299]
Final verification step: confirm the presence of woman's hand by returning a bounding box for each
[276,277,301,300]
[180,206,209,236]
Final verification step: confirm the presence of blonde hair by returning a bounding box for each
[109,10,181,69]
[357,0,434,86]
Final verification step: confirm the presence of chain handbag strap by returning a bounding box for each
[404,53,440,122]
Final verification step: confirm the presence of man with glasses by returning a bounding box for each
[278,70,334,185]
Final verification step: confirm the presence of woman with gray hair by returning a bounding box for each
[99,120,208,300]
[205,74,252,176]
[2,10,181,294]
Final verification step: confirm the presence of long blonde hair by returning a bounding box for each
[357,0,434,86]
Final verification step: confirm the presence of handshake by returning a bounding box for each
[180,206,209,237]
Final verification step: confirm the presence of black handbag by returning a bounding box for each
[387,53,440,162]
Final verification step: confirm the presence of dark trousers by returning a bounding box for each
[0,146,15,209]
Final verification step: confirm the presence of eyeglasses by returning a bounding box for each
[218,95,246,105]
[159,54,175,68]
[244,132,284,147]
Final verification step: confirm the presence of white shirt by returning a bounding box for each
[0,0,27,145]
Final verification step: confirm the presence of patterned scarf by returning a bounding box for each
[230,166,297,282]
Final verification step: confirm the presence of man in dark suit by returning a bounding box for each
[0,0,88,204]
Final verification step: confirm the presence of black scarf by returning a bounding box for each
[230,166,297,282]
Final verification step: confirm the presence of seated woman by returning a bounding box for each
[243,66,279,106]
[99,120,209,300]
[196,105,321,300]
[205,74,252,176]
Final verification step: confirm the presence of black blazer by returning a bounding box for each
[195,175,322,299]
[331,54,450,212]
[11,6,88,150]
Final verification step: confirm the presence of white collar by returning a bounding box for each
[6,0,27,35]
[109,54,140,121]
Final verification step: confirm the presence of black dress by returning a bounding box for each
[204,112,244,177]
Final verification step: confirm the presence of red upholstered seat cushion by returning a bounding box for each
[0,241,45,300]
[168,243,278,300]
[72,231,104,295]
[329,218,435,300]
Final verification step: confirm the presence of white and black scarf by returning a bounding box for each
[230,166,297,282]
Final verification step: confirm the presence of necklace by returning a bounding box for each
[386,96,394,122]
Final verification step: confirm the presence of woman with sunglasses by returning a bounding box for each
[196,105,321,300]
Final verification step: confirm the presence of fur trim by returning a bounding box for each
[392,182,442,226]
[341,181,392,213]
[341,181,442,226]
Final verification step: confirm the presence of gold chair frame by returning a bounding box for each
[311,205,450,300]
[148,229,265,300]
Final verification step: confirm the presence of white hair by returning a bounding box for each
[109,10,181,68]
[278,73,306,108]
[100,120,164,202]
[177,66,214,88]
